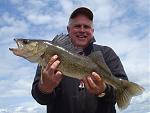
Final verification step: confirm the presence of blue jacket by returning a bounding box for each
[32,43,128,113]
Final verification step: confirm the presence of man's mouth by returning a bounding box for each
[76,35,87,39]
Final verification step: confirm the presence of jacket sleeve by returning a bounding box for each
[102,46,128,80]
[31,65,56,105]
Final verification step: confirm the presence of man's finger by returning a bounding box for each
[48,60,60,73]
[91,72,101,80]
[82,77,91,92]
[87,76,97,89]
[51,60,60,70]
[45,55,58,71]
[53,71,63,84]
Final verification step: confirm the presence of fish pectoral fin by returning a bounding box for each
[40,66,45,84]
[116,80,145,110]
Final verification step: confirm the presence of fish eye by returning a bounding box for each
[22,40,29,44]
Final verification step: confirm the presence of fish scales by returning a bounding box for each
[43,43,99,79]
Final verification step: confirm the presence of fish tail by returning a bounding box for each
[116,80,144,110]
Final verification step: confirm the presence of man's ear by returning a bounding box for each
[67,26,70,33]
[92,28,94,33]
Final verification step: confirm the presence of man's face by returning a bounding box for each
[67,15,94,48]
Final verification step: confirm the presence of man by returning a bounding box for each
[32,7,128,113]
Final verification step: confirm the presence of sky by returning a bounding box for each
[0,0,149,113]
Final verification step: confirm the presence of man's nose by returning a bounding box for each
[79,26,85,32]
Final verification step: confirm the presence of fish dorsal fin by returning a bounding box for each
[52,33,68,46]
[88,51,112,75]
[51,34,83,54]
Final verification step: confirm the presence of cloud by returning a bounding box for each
[10,0,68,27]
[0,13,28,44]
[0,102,45,113]
[118,91,150,113]
[0,79,32,98]
[26,14,52,25]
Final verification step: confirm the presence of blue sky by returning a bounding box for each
[0,0,149,113]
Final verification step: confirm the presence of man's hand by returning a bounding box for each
[38,55,63,93]
[82,72,106,95]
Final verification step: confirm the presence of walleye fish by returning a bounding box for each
[9,34,144,110]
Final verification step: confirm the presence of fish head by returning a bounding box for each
[9,38,48,62]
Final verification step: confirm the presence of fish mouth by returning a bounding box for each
[9,39,23,50]
[9,39,24,55]
[14,39,19,48]
[14,38,24,49]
